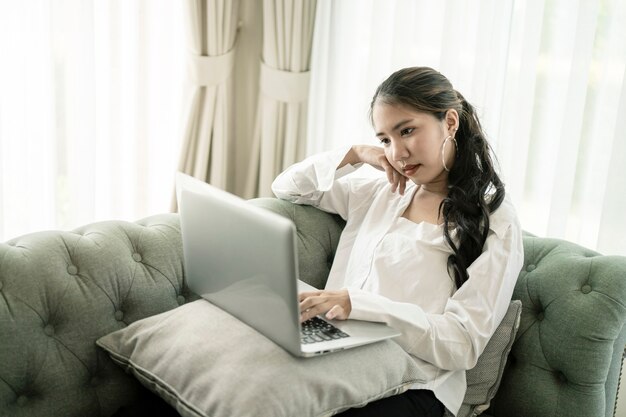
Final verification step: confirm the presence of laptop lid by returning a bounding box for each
[176,172,303,356]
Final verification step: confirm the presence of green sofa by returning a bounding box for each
[1,198,625,417]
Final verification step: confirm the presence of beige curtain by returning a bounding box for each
[244,0,317,198]
[177,0,240,196]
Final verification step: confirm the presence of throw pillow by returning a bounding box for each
[97,299,521,417]
[96,299,426,417]
[445,299,522,417]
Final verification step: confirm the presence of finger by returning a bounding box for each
[325,305,347,321]
[299,295,324,314]
[384,163,394,186]
[391,170,402,193]
[300,300,331,322]
[398,175,407,195]
[300,304,323,322]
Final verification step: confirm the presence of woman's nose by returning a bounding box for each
[390,139,408,161]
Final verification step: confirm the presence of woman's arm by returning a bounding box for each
[271,146,401,219]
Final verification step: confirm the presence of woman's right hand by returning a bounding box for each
[348,145,407,195]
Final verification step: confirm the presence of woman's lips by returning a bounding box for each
[403,164,418,175]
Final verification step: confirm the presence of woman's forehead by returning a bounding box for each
[372,102,436,131]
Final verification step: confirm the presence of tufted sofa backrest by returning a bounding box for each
[0,214,196,417]
[1,200,625,417]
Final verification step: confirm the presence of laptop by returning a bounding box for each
[175,172,400,357]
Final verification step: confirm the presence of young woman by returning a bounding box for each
[272,67,524,417]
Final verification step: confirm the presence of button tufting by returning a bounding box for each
[16,395,27,406]
[132,253,142,262]
[177,295,186,305]
[526,264,536,272]
[44,324,55,336]
[114,310,124,321]
[90,376,100,387]
[558,372,567,383]
[67,265,78,275]
[536,312,544,321]
[581,284,592,294]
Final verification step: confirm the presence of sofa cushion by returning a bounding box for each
[446,300,522,417]
[97,298,522,417]
[96,299,428,417]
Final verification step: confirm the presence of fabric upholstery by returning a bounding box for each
[0,214,193,417]
[1,198,625,417]
[488,237,626,417]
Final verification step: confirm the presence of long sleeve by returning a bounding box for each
[271,147,379,220]
[348,217,524,371]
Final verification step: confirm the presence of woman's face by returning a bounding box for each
[372,101,458,187]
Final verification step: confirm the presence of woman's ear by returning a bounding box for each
[445,109,459,134]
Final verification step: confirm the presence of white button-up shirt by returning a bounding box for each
[271,148,524,416]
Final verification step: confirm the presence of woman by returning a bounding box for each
[272,67,524,417]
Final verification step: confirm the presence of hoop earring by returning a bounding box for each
[441,135,458,172]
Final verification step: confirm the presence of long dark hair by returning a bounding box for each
[370,67,504,289]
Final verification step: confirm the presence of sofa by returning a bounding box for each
[1,197,625,417]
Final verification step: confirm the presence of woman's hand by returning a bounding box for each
[348,145,407,195]
[299,289,352,323]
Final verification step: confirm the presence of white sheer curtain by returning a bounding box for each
[308,0,626,256]
[0,0,185,241]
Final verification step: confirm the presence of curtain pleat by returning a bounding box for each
[243,0,317,198]
[175,0,240,209]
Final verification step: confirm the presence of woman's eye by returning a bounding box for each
[400,128,414,136]
[379,138,390,145]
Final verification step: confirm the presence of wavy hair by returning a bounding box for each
[369,67,504,289]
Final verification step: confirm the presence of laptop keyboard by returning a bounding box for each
[301,316,350,344]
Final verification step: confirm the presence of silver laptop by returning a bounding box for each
[175,172,400,357]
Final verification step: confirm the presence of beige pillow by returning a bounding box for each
[97,299,425,417]
[97,299,521,417]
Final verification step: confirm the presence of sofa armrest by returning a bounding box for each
[248,198,345,290]
[488,236,626,417]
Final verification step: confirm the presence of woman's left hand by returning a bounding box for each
[299,289,352,322]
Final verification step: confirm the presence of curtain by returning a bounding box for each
[0,0,185,242]
[307,0,626,256]
[176,0,240,196]
[243,0,318,198]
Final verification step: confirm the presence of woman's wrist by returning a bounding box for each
[338,146,362,169]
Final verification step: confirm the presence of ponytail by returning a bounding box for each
[441,91,504,288]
